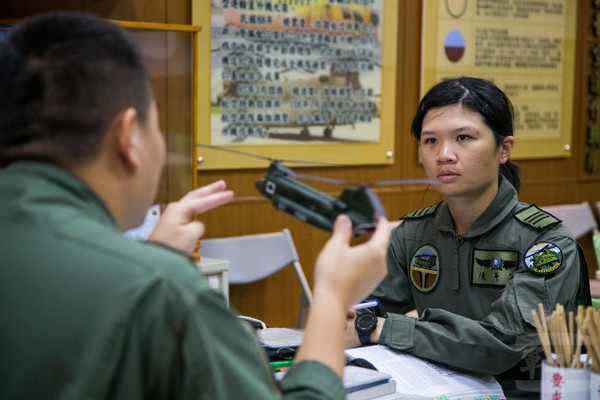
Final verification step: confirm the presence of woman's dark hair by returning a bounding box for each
[411,77,521,191]
[0,12,152,166]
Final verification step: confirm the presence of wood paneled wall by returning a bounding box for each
[3,1,599,328]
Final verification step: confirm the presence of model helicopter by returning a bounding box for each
[196,144,435,236]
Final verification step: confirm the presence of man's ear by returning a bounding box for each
[499,136,515,164]
[113,107,141,171]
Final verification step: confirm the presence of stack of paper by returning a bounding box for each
[345,345,506,400]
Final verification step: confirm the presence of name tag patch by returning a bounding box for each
[524,242,563,275]
[472,249,518,286]
[409,245,440,292]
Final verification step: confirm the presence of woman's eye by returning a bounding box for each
[457,134,471,141]
[423,137,436,145]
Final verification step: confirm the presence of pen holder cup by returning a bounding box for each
[591,371,600,399]
[541,361,590,400]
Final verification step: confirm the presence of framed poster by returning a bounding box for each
[193,0,398,169]
[421,0,577,159]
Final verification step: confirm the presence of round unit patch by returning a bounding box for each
[409,245,440,292]
[524,242,563,275]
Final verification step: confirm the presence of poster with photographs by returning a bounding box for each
[193,0,398,169]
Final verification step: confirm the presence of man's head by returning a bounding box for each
[0,11,153,167]
[0,12,166,230]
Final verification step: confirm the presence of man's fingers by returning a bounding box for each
[367,216,392,249]
[180,180,228,202]
[181,190,234,217]
[330,214,353,244]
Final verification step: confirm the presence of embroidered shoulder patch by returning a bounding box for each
[409,245,440,292]
[515,205,561,230]
[524,242,563,275]
[472,249,518,286]
[402,203,441,219]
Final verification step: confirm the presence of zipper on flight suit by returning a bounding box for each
[453,234,464,292]
[455,234,464,249]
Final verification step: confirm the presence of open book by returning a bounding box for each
[345,345,506,400]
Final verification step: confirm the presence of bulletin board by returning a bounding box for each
[421,0,577,159]
[192,0,398,170]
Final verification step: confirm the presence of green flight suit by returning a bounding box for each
[373,176,590,397]
[0,161,344,400]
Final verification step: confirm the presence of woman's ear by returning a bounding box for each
[499,136,515,164]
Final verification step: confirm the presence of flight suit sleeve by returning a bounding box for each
[113,271,345,400]
[376,233,584,376]
[183,286,346,400]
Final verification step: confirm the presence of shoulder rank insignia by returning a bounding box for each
[524,242,563,275]
[515,205,561,230]
[402,202,441,219]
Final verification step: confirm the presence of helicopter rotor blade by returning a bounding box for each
[289,172,360,186]
[195,144,436,187]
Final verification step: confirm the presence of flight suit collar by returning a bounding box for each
[434,176,518,238]
[4,160,116,228]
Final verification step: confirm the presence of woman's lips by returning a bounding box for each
[437,172,459,183]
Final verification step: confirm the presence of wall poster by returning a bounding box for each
[422,0,576,159]
[193,0,398,169]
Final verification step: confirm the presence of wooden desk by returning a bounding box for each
[197,257,229,304]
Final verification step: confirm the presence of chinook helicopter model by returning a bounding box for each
[197,144,435,236]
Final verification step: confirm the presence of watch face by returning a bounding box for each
[357,313,376,330]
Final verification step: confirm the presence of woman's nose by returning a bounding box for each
[436,142,457,163]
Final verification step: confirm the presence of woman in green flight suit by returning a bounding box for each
[346,77,591,399]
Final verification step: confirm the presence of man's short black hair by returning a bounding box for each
[0,12,152,166]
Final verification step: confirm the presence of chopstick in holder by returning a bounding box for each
[584,307,600,372]
[532,303,595,369]
[532,305,554,366]
[572,305,585,368]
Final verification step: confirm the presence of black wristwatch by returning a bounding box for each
[354,310,377,346]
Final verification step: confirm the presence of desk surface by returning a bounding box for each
[198,257,229,274]
[197,257,229,304]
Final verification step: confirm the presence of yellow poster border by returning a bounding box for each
[421,0,576,160]
[192,0,398,170]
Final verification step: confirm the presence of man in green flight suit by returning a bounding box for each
[0,12,391,399]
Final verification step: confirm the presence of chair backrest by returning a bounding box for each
[199,229,312,327]
[540,201,598,239]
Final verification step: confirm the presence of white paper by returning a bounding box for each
[345,345,506,399]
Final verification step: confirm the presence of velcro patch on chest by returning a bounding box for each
[524,242,563,275]
[409,244,440,292]
[472,249,518,286]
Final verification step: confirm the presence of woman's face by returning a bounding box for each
[418,105,513,202]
